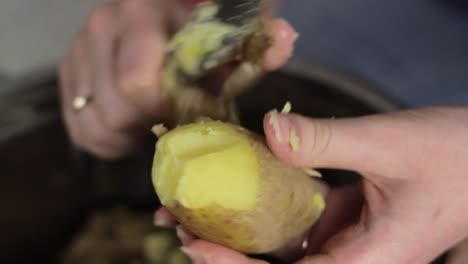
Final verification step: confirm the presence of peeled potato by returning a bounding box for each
[151,120,326,253]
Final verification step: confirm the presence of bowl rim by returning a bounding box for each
[281,59,404,113]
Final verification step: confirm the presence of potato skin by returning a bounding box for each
[163,125,326,254]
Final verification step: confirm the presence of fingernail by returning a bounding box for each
[180,247,206,264]
[176,225,194,245]
[154,212,170,227]
[276,18,299,43]
[268,109,295,146]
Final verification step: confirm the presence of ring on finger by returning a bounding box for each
[72,95,94,112]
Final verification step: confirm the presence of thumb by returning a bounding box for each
[263,111,404,176]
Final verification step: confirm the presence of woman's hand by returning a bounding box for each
[155,106,468,264]
[59,0,296,159]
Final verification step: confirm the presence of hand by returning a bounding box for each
[154,106,468,264]
[58,0,296,159]
[447,238,468,264]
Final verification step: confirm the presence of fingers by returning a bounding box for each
[222,18,297,98]
[154,207,178,227]
[116,0,166,116]
[154,208,270,263]
[263,108,468,264]
[58,0,174,159]
[153,207,269,264]
[305,184,363,255]
[179,0,211,5]
[294,216,386,264]
[154,207,198,248]
[76,105,139,158]
[176,225,197,245]
[294,218,409,264]
[272,184,363,263]
[446,238,468,264]
[67,15,138,158]
[262,18,297,71]
[182,240,270,264]
[156,186,359,264]
[59,0,297,159]
[77,2,143,158]
[89,1,150,134]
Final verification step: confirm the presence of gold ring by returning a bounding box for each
[302,238,309,251]
[72,95,93,112]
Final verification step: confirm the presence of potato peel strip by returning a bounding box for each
[281,101,292,114]
[269,110,282,143]
[152,124,169,137]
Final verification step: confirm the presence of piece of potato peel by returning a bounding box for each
[289,127,300,152]
[281,101,292,114]
[312,193,326,210]
[152,124,169,138]
[280,101,301,152]
[268,109,282,143]
[268,101,292,144]
[303,168,322,178]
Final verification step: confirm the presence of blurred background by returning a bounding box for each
[1,0,467,263]
[0,0,105,84]
[1,0,467,105]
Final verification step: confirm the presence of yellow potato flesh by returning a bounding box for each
[152,121,260,211]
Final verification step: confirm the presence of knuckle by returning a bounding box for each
[86,5,114,37]
[119,0,149,17]
[294,117,333,165]
[103,110,135,132]
[117,68,135,88]
[116,69,149,95]
[317,121,332,156]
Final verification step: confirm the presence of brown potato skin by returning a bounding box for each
[163,125,326,254]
